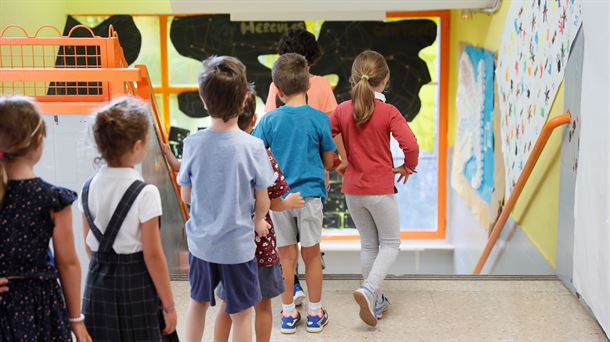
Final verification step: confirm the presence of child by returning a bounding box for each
[80,97,177,341]
[253,53,336,334]
[0,97,90,341]
[213,89,305,342]
[265,28,337,115]
[178,56,276,342]
[330,50,419,327]
[265,28,345,305]
[162,89,305,342]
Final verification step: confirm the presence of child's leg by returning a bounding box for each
[186,254,220,341]
[230,307,254,342]
[254,298,273,342]
[296,198,325,311]
[185,299,210,341]
[301,244,323,304]
[347,195,400,293]
[345,196,380,280]
[214,301,232,342]
[278,244,299,305]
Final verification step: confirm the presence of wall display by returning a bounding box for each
[497,0,582,196]
[59,15,439,232]
[451,45,501,227]
[169,15,436,122]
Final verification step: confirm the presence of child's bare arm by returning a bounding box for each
[52,207,91,342]
[180,185,191,204]
[270,192,304,212]
[254,189,271,237]
[141,217,177,335]
[80,214,92,258]
[333,134,348,174]
[321,151,335,170]
[161,144,181,172]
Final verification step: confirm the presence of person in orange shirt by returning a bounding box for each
[264,29,337,116]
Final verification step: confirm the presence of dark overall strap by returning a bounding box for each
[82,178,148,253]
[98,180,148,253]
[81,177,104,243]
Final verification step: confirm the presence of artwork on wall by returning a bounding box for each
[452,45,503,228]
[169,15,436,122]
[59,15,439,232]
[497,0,582,196]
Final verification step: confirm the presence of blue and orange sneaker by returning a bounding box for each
[306,308,329,333]
[280,311,301,334]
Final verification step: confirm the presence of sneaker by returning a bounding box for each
[280,311,301,334]
[353,287,378,326]
[374,294,390,319]
[293,281,306,307]
[306,308,329,333]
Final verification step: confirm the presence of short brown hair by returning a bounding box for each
[199,56,249,122]
[0,96,46,205]
[93,97,150,166]
[237,87,257,131]
[272,53,310,97]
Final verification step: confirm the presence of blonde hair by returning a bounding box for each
[350,50,389,127]
[0,96,46,206]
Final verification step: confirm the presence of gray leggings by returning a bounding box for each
[345,194,400,298]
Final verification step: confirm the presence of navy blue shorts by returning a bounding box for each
[189,253,261,314]
[217,262,285,301]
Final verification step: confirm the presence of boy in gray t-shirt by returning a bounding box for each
[177,56,275,342]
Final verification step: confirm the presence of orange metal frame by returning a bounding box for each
[65,12,450,240]
[386,10,450,240]
[472,113,572,274]
[0,25,189,221]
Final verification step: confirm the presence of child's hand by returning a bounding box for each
[284,192,305,209]
[161,144,181,172]
[393,165,415,184]
[162,309,177,335]
[336,160,349,175]
[255,219,271,237]
[71,321,92,342]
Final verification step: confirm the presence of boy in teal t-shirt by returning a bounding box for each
[253,53,336,334]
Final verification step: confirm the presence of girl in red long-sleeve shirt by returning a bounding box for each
[331,50,419,327]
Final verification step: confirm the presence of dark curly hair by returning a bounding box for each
[277,28,321,66]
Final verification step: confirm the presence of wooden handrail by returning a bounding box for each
[473,113,572,275]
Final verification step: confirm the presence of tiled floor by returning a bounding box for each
[171,279,607,341]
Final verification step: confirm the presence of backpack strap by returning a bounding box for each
[98,180,148,253]
[81,177,104,243]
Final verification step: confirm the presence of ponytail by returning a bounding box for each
[349,50,390,127]
[351,77,376,127]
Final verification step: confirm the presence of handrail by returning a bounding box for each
[473,113,572,275]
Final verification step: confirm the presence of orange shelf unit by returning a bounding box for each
[0,24,188,222]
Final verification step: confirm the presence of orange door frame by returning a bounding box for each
[72,11,450,240]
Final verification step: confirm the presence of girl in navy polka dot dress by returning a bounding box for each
[0,97,91,341]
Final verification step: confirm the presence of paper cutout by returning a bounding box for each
[452,46,498,227]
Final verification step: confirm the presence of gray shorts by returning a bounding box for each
[216,262,285,300]
[271,197,323,248]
